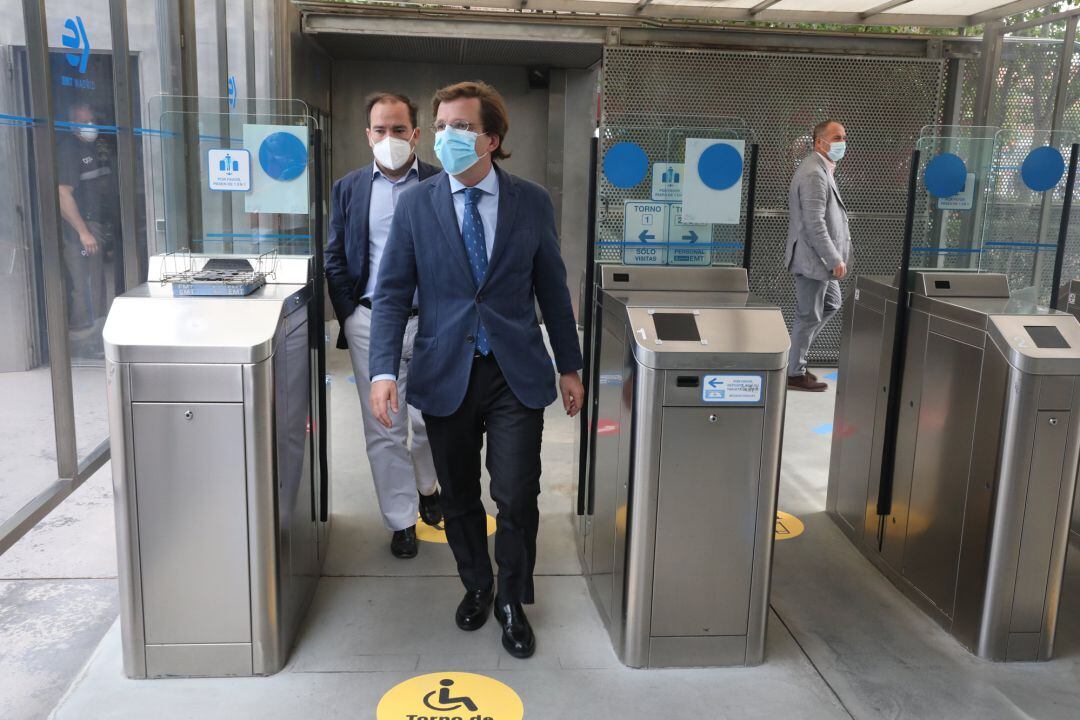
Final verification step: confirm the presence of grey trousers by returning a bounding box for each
[788,274,842,377]
[343,305,438,531]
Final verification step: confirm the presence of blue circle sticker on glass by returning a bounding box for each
[1021,146,1065,192]
[258,131,307,181]
[696,142,743,191]
[603,142,648,188]
[923,153,967,198]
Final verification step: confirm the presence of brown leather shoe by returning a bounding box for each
[788,374,827,392]
[805,370,818,382]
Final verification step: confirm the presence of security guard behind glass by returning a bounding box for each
[57,101,117,359]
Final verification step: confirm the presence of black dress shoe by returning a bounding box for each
[390,525,417,559]
[494,598,536,659]
[455,587,494,631]
[418,488,443,527]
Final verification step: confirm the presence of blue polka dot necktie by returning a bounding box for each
[462,187,490,356]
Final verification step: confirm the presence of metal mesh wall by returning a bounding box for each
[600,46,947,363]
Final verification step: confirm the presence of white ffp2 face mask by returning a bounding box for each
[76,127,98,143]
[372,136,413,171]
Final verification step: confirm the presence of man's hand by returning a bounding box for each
[832,261,847,279]
[79,231,99,255]
[370,379,399,428]
[560,371,585,417]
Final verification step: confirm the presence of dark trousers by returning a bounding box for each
[423,354,545,604]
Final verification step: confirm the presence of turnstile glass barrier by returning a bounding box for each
[827,270,1080,661]
[581,265,789,667]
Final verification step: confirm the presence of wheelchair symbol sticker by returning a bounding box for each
[775,511,805,540]
[378,671,523,720]
[416,513,496,544]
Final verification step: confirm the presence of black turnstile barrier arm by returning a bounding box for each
[875,149,921,526]
[577,137,599,517]
[1050,143,1080,310]
[313,125,330,523]
[743,143,760,274]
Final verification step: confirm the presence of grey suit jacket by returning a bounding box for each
[784,151,852,282]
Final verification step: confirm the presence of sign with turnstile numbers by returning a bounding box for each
[667,203,712,266]
[622,200,668,265]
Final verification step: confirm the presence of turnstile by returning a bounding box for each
[828,271,1080,661]
[103,255,329,678]
[1064,278,1080,541]
[581,265,789,667]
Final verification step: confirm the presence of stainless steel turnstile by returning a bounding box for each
[103,256,330,678]
[580,266,789,667]
[1065,278,1080,541]
[828,271,1080,661]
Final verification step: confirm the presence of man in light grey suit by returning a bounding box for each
[784,119,852,392]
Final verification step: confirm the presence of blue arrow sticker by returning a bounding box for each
[924,153,967,198]
[697,143,743,191]
[603,142,649,189]
[259,131,307,181]
[1021,146,1066,192]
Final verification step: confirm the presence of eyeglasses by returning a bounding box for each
[432,120,482,134]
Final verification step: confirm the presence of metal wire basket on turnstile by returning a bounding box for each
[159,250,278,296]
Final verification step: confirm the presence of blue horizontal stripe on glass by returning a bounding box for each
[133,127,180,138]
[984,241,1057,249]
[910,247,983,253]
[596,241,743,248]
[0,112,36,124]
[205,232,312,240]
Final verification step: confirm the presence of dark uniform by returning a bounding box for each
[58,133,116,332]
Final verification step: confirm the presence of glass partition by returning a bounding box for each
[146,95,316,260]
[979,129,1079,306]
[911,125,999,272]
[596,117,755,269]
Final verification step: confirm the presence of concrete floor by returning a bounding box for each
[5,325,1080,719]
[0,364,109,524]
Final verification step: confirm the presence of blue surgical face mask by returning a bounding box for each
[434,127,488,176]
[827,141,847,163]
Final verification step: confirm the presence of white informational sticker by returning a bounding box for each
[937,172,976,211]
[702,374,763,404]
[667,203,712,266]
[683,138,745,225]
[244,123,309,215]
[207,149,251,192]
[622,200,668,265]
[651,162,683,202]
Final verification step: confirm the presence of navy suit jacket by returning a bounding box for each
[325,159,440,349]
[370,165,583,417]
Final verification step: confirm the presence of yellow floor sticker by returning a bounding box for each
[378,671,523,720]
[775,511,805,540]
[415,514,497,544]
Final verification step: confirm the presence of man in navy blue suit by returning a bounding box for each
[325,92,443,560]
[369,81,584,659]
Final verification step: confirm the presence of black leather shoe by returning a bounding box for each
[455,587,494,631]
[418,489,443,527]
[494,598,536,659]
[390,526,417,559]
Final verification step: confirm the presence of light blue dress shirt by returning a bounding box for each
[363,159,420,301]
[372,166,500,384]
[448,165,499,260]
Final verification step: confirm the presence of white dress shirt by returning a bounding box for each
[363,158,420,301]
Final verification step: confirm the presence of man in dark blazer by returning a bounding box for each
[325,92,442,559]
[369,81,584,659]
